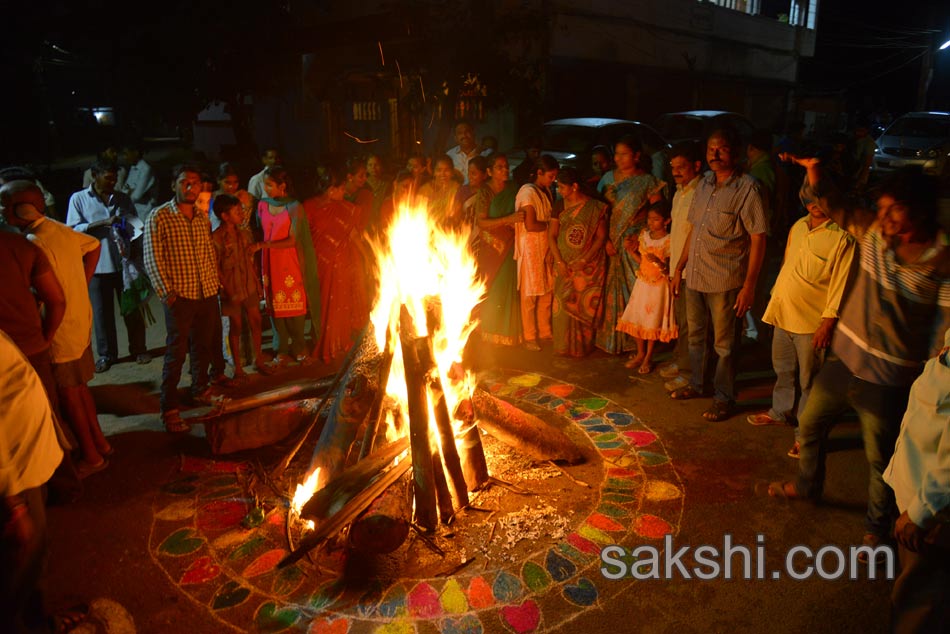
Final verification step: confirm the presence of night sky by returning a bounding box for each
[2,0,949,163]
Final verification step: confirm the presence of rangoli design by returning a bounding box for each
[148,370,685,633]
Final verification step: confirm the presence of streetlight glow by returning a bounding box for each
[940,39,950,51]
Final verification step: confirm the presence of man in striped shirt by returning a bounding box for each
[143,164,220,433]
[769,160,950,556]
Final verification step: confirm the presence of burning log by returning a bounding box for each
[348,474,411,554]
[456,417,490,492]
[304,329,380,484]
[358,325,396,460]
[270,329,368,481]
[300,436,409,521]
[280,450,411,569]
[432,447,455,523]
[466,389,584,465]
[400,315,439,531]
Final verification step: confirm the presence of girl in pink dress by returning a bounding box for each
[616,201,678,374]
[258,167,311,366]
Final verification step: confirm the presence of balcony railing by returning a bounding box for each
[701,0,818,29]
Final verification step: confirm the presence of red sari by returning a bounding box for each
[306,198,372,363]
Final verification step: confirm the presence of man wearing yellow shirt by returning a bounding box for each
[747,180,856,460]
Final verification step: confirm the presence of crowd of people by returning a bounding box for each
[0,116,948,632]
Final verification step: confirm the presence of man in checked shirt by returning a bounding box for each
[143,164,221,433]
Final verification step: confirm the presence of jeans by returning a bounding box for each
[160,297,218,413]
[89,272,147,360]
[769,326,824,425]
[685,287,741,403]
[795,356,909,538]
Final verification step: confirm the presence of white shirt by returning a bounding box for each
[669,175,699,281]
[884,329,950,527]
[0,330,62,497]
[247,168,267,200]
[446,146,489,184]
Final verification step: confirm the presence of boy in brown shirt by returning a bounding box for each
[212,194,269,379]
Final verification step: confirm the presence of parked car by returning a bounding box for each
[507,117,670,178]
[872,111,950,179]
[654,110,755,146]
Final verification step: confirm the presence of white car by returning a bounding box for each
[873,111,950,179]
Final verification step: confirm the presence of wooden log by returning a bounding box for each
[468,389,585,465]
[348,474,411,554]
[204,398,326,455]
[428,375,470,509]
[400,308,438,531]
[454,402,490,491]
[189,377,336,422]
[280,453,411,569]
[270,326,368,481]
[358,323,395,460]
[304,329,379,484]
[300,436,410,521]
[432,448,455,523]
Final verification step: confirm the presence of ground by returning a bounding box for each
[43,296,893,634]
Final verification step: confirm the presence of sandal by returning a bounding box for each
[162,410,190,434]
[767,480,804,500]
[703,400,734,422]
[50,603,89,634]
[670,385,703,400]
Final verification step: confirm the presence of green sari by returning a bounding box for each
[476,182,521,345]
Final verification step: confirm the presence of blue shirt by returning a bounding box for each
[66,186,136,275]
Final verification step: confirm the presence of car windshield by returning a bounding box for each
[886,117,950,138]
[655,116,703,141]
[541,125,597,154]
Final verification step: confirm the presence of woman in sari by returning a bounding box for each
[257,166,321,366]
[548,167,608,357]
[306,168,374,364]
[418,154,460,226]
[474,153,524,345]
[595,135,664,354]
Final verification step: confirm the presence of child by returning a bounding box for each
[257,166,320,367]
[616,200,678,374]
[212,194,269,379]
